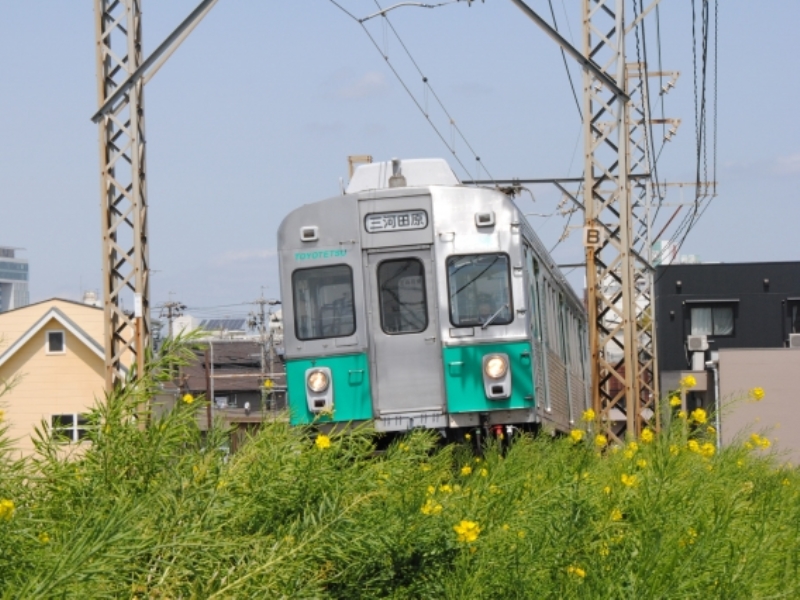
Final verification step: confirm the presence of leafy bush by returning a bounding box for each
[0,342,798,598]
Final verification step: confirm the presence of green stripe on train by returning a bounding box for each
[285,353,373,425]
[443,341,535,413]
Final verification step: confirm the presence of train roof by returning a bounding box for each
[346,158,459,193]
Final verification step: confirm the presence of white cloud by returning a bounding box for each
[212,248,277,267]
[336,71,389,100]
[774,153,800,175]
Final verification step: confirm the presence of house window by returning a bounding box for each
[51,414,91,443]
[46,330,65,354]
[690,306,734,336]
[789,301,800,334]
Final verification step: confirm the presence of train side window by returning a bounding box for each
[446,253,513,327]
[788,300,800,334]
[377,258,428,334]
[292,264,356,340]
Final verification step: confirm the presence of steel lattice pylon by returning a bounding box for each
[95,0,150,389]
[582,0,660,441]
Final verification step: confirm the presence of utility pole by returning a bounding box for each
[248,294,281,410]
[93,0,220,391]
[159,300,187,339]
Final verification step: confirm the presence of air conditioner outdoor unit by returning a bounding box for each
[687,334,709,352]
[789,333,800,349]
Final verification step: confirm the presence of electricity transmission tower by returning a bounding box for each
[510,0,670,440]
[581,0,665,441]
[93,0,218,390]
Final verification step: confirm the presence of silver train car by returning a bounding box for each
[277,158,590,437]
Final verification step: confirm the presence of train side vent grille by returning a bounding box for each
[300,226,319,242]
[475,212,495,227]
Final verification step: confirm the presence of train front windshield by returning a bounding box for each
[447,253,512,327]
[292,264,356,340]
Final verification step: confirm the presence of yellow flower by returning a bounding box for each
[517,530,526,539]
[680,375,697,389]
[567,565,586,578]
[489,484,501,495]
[427,485,436,495]
[38,532,50,544]
[636,459,648,469]
[582,408,596,422]
[461,465,473,476]
[480,468,488,477]
[687,440,700,453]
[749,387,765,402]
[474,457,482,463]
[464,433,472,441]
[782,478,791,486]
[315,434,331,450]
[707,426,717,435]
[502,523,510,531]
[641,428,654,443]
[0,499,15,521]
[690,408,708,424]
[620,473,638,487]
[599,543,610,557]
[420,499,442,515]
[594,434,608,448]
[440,484,453,494]
[182,393,195,404]
[700,442,716,458]
[421,464,431,472]
[602,486,611,495]
[749,433,771,450]
[398,442,410,452]
[669,445,680,456]
[453,520,481,543]
[570,429,585,443]
[669,395,682,407]
[677,410,687,420]
[611,508,623,521]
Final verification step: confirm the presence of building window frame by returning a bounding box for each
[788,298,800,335]
[46,330,66,355]
[687,301,737,337]
[51,413,91,443]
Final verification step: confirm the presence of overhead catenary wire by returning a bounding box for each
[326,0,493,183]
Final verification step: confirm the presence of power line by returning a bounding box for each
[327,0,493,182]
[546,0,581,119]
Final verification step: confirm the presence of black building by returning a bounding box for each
[655,260,800,382]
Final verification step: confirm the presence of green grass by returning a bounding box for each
[0,341,798,598]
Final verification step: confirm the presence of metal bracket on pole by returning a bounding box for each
[508,0,630,102]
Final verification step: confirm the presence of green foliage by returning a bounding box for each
[0,346,798,598]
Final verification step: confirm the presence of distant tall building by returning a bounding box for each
[0,247,29,312]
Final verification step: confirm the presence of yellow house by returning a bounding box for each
[0,298,108,455]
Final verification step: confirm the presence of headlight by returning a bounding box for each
[307,370,330,393]
[484,355,508,379]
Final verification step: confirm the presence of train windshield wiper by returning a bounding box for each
[482,303,509,329]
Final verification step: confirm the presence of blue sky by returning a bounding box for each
[0,1,798,323]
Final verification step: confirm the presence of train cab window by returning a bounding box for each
[447,253,512,327]
[292,264,356,340]
[377,259,428,334]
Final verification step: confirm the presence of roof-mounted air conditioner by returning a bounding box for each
[687,335,708,352]
[789,333,800,349]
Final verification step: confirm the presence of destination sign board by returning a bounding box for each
[365,210,428,233]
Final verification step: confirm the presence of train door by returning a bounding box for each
[366,248,446,429]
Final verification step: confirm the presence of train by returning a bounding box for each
[277,158,590,439]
